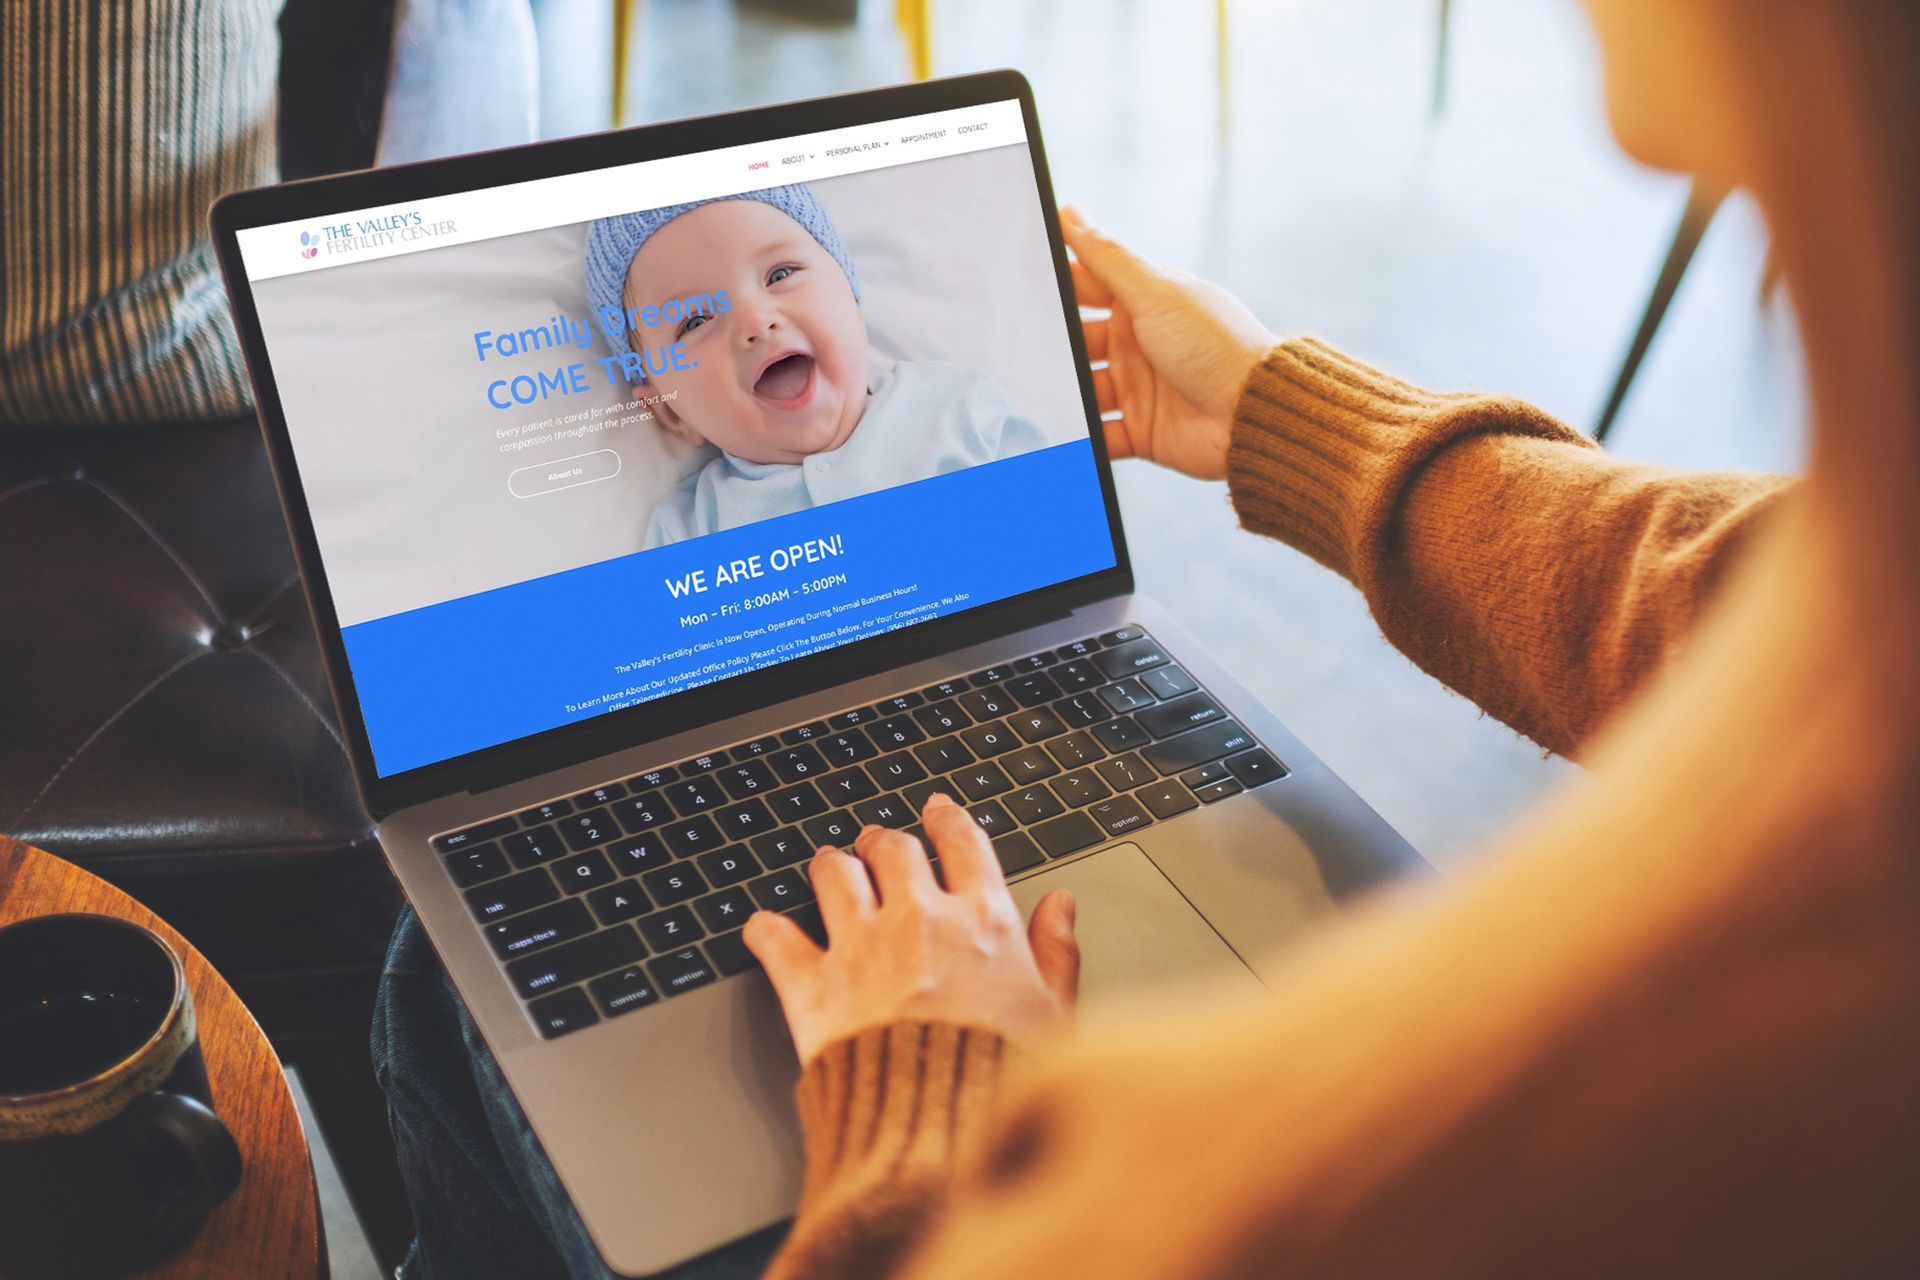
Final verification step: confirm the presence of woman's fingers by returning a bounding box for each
[852,824,937,903]
[1101,418,1136,461]
[742,908,821,1005]
[1091,365,1118,415]
[1080,313,1110,363]
[1027,889,1080,1006]
[808,845,875,939]
[921,793,1004,896]
[1060,205,1157,311]
[1068,257,1113,309]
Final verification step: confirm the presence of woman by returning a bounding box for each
[735,1,1920,1275]
[376,0,1920,1274]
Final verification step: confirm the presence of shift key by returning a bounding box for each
[1141,721,1258,776]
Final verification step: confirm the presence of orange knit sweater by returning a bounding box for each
[756,341,1920,1277]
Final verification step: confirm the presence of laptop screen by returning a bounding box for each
[234,98,1117,779]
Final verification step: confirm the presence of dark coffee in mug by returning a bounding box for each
[0,914,243,1278]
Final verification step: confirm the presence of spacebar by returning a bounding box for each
[1141,721,1258,776]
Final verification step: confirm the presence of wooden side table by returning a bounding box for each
[0,836,324,1280]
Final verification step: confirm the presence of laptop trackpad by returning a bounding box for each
[1006,843,1264,1011]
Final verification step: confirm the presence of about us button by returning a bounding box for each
[508,449,621,498]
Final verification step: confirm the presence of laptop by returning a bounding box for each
[210,70,1425,1275]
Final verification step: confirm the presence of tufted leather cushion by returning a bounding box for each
[0,420,401,1042]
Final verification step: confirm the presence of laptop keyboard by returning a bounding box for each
[429,627,1288,1040]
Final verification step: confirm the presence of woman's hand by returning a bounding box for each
[1060,205,1277,482]
[743,794,1080,1065]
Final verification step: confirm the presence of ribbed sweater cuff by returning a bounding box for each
[1229,338,1594,583]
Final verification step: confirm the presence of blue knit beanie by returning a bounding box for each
[583,182,859,377]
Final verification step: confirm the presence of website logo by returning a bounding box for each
[297,228,320,260]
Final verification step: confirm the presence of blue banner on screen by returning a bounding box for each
[343,440,1114,776]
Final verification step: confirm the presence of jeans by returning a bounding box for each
[371,908,788,1278]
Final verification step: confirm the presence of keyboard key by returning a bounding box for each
[1180,761,1235,788]
[465,867,559,923]
[967,799,1017,839]
[778,721,830,746]
[1141,665,1199,700]
[518,798,573,825]
[1142,722,1258,775]
[1052,659,1102,693]
[1031,812,1102,858]
[637,905,703,950]
[586,880,652,925]
[681,751,729,774]
[444,843,508,887]
[695,846,761,888]
[750,868,816,910]
[559,808,621,852]
[717,760,777,799]
[614,791,672,832]
[628,765,678,790]
[819,767,879,806]
[768,780,829,822]
[1051,768,1112,808]
[1054,638,1099,661]
[1137,779,1200,819]
[874,690,925,714]
[970,665,1016,687]
[803,810,862,847]
[853,793,915,828]
[960,720,1020,758]
[1136,693,1227,739]
[605,833,672,877]
[921,677,969,700]
[867,751,928,789]
[958,687,1017,721]
[570,781,626,808]
[1091,716,1151,753]
[733,735,781,759]
[817,730,877,768]
[434,816,516,852]
[992,830,1044,876]
[1096,679,1156,713]
[501,825,568,867]
[664,777,725,816]
[649,947,718,996]
[1045,731,1105,769]
[769,744,828,783]
[914,736,973,773]
[694,887,757,933]
[1099,626,1147,647]
[752,828,812,868]
[714,797,776,840]
[867,715,925,751]
[1227,749,1288,787]
[1009,706,1067,743]
[485,898,592,960]
[589,965,662,1017]
[1195,778,1245,803]
[1005,673,1064,707]
[1088,795,1152,837]
[953,761,1013,802]
[1093,639,1171,681]
[1095,752,1155,792]
[902,778,949,815]
[913,701,971,736]
[641,862,708,906]
[829,705,877,728]
[705,930,759,975]
[551,849,616,894]
[527,988,598,1038]
[1053,693,1113,727]
[660,816,724,858]
[1016,651,1058,672]
[1002,745,1061,784]
[505,926,645,1000]
[1005,785,1067,825]
[784,901,828,945]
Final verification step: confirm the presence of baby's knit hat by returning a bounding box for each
[583,182,859,372]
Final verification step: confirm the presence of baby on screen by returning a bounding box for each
[583,183,1047,548]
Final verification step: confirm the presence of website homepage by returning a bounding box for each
[239,101,1117,778]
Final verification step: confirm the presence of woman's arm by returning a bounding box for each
[1063,208,1792,757]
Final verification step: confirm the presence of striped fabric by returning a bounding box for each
[1,0,281,425]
